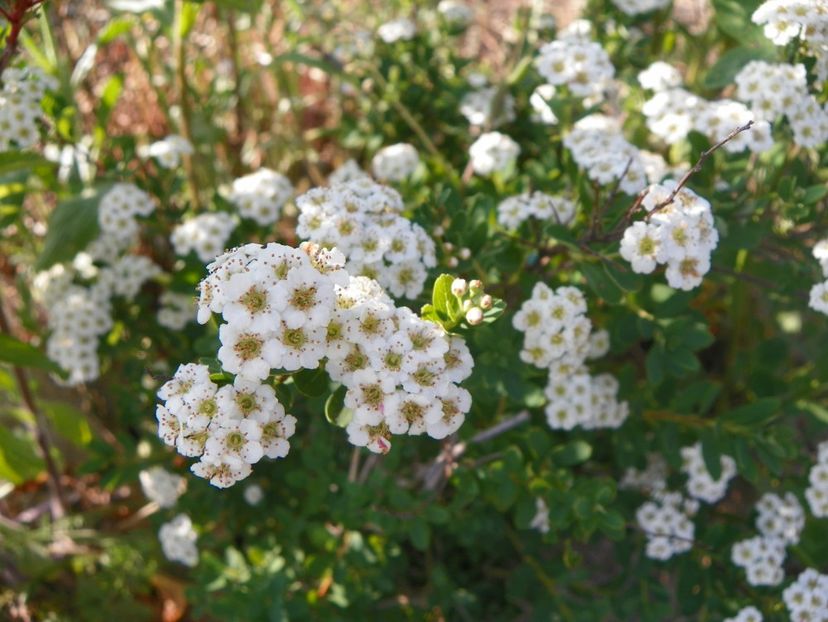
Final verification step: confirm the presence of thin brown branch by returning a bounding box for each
[0,0,45,80]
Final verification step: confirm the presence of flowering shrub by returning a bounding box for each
[1,0,828,620]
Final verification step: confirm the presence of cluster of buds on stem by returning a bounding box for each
[451,278,493,326]
[421,273,504,332]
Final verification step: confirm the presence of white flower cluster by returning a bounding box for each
[98,183,156,242]
[460,85,516,128]
[158,242,474,480]
[437,1,473,27]
[0,65,57,150]
[329,159,371,185]
[752,0,827,49]
[680,443,737,503]
[295,178,436,299]
[157,291,196,330]
[784,568,828,621]
[497,191,576,230]
[731,492,803,587]
[619,181,718,291]
[806,440,828,516]
[809,239,828,315]
[695,100,773,153]
[158,514,198,567]
[228,168,293,226]
[371,143,420,182]
[610,0,670,15]
[563,115,649,195]
[731,536,787,586]
[724,606,763,622]
[638,62,682,92]
[735,61,828,148]
[469,131,520,176]
[171,212,237,263]
[377,17,416,43]
[157,363,297,487]
[513,283,628,430]
[139,466,186,508]
[535,35,614,100]
[139,134,193,169]
[642,86,703,144]
[636,491,698,560]
[36,217,162,385]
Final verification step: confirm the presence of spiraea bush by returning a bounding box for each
[1,0,827,620]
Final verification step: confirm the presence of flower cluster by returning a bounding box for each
[680,443,737,503]
[638,61,682,92]
[329,159,371,185]
[642,86,702,144]
[752,0,827,49]
[783,568,828,621]
[724,606,763,622]
[621,453,668,494]
[0,65,57,150]
[469,131,520,176]
[157,242,474,482]
[437,0,474,28]
[636,491,698,560]
[371,143,420,182]
[295,178,436,299]
[809,239,828,315]
[730,492,805,588]
[563,115,649,195]
[158,514,198,567]
[171,212,237,262]
[610,0,670,15]
[513,283,628,430]
[496,191,576,230]
[460,85,516,127]
[157,291,197,330]
[535,35,614,100]
[806,440,828,516]
[98,183,156,242]
[620,181,718,291]
[139,466,186,508]
[694,100,772,153]
[228,168,294,226]
[139,134,193,169]
[377,17,416,43]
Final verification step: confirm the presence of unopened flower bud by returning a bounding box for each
[462,299,473,312]
[459,247,471,260]
[469,279,483,292]
[447,257,459,268]
[465,306,483,325]
[451,278,467,297]
[433,225,445,237]
[480,294,493,310]
[443,242,454,252]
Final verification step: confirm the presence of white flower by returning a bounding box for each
[469,131,520,176]
[217,324,275,380]
[809,280,828,315]
[139,466,186,508]
[377,18,416,43]
[140,134,193,169]
[372,143,420,181]
[229,168,293,226]
[159,514,198,566]
[620,221,662,274]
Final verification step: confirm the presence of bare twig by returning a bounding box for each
[0,0,46,80]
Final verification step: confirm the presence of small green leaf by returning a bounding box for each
[36,190,105,270]
[0,334,64,375]
[0,427,44,484]
[324,385,349,427]
[43,401,92,447]
[703,46,774,90]
[725,398,781,427]
[292,367,329,397]
[552,440,593,466]
[581,263,623,304]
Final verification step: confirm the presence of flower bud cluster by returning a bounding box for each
[809,239,828,315]
[139,134,193,169]
[157,242,474,484]
[783,568,828,621]
[0,65,57,150]
[535,34,614,100]
[139,466,186,508]
[610,0,670,15]
[469,131,521,176]
[513,283,628,430]
[171,212,237,263]
[159,514,198,567]
[636,491,698,560]
[157,291,197,330]
[563,115,649,195]
[450,278,493,326]
[620,181,718,291]
[805,440,828,516]
[228,168,294,226]
[496,191,576,230]
[680,442,737,503]
[371,143,420,182]
[295,178,436,299]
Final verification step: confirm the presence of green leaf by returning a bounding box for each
[797,400,828,424]
[581,263,623,305]
[42,401,92,447]
[725,398,781,427]
[802,185,828,205]
[0,427,44,484]
[36,191,104,270]
[0,334,64,375]
[700,431,723,480]
[645,344,666,386]
[703,46,774,90]
[552,440,593,466]
[409,519,431,551]
[97,16,134,44]
[0,151,55,177]
[324,385,349,427]
[292,367,329,397]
